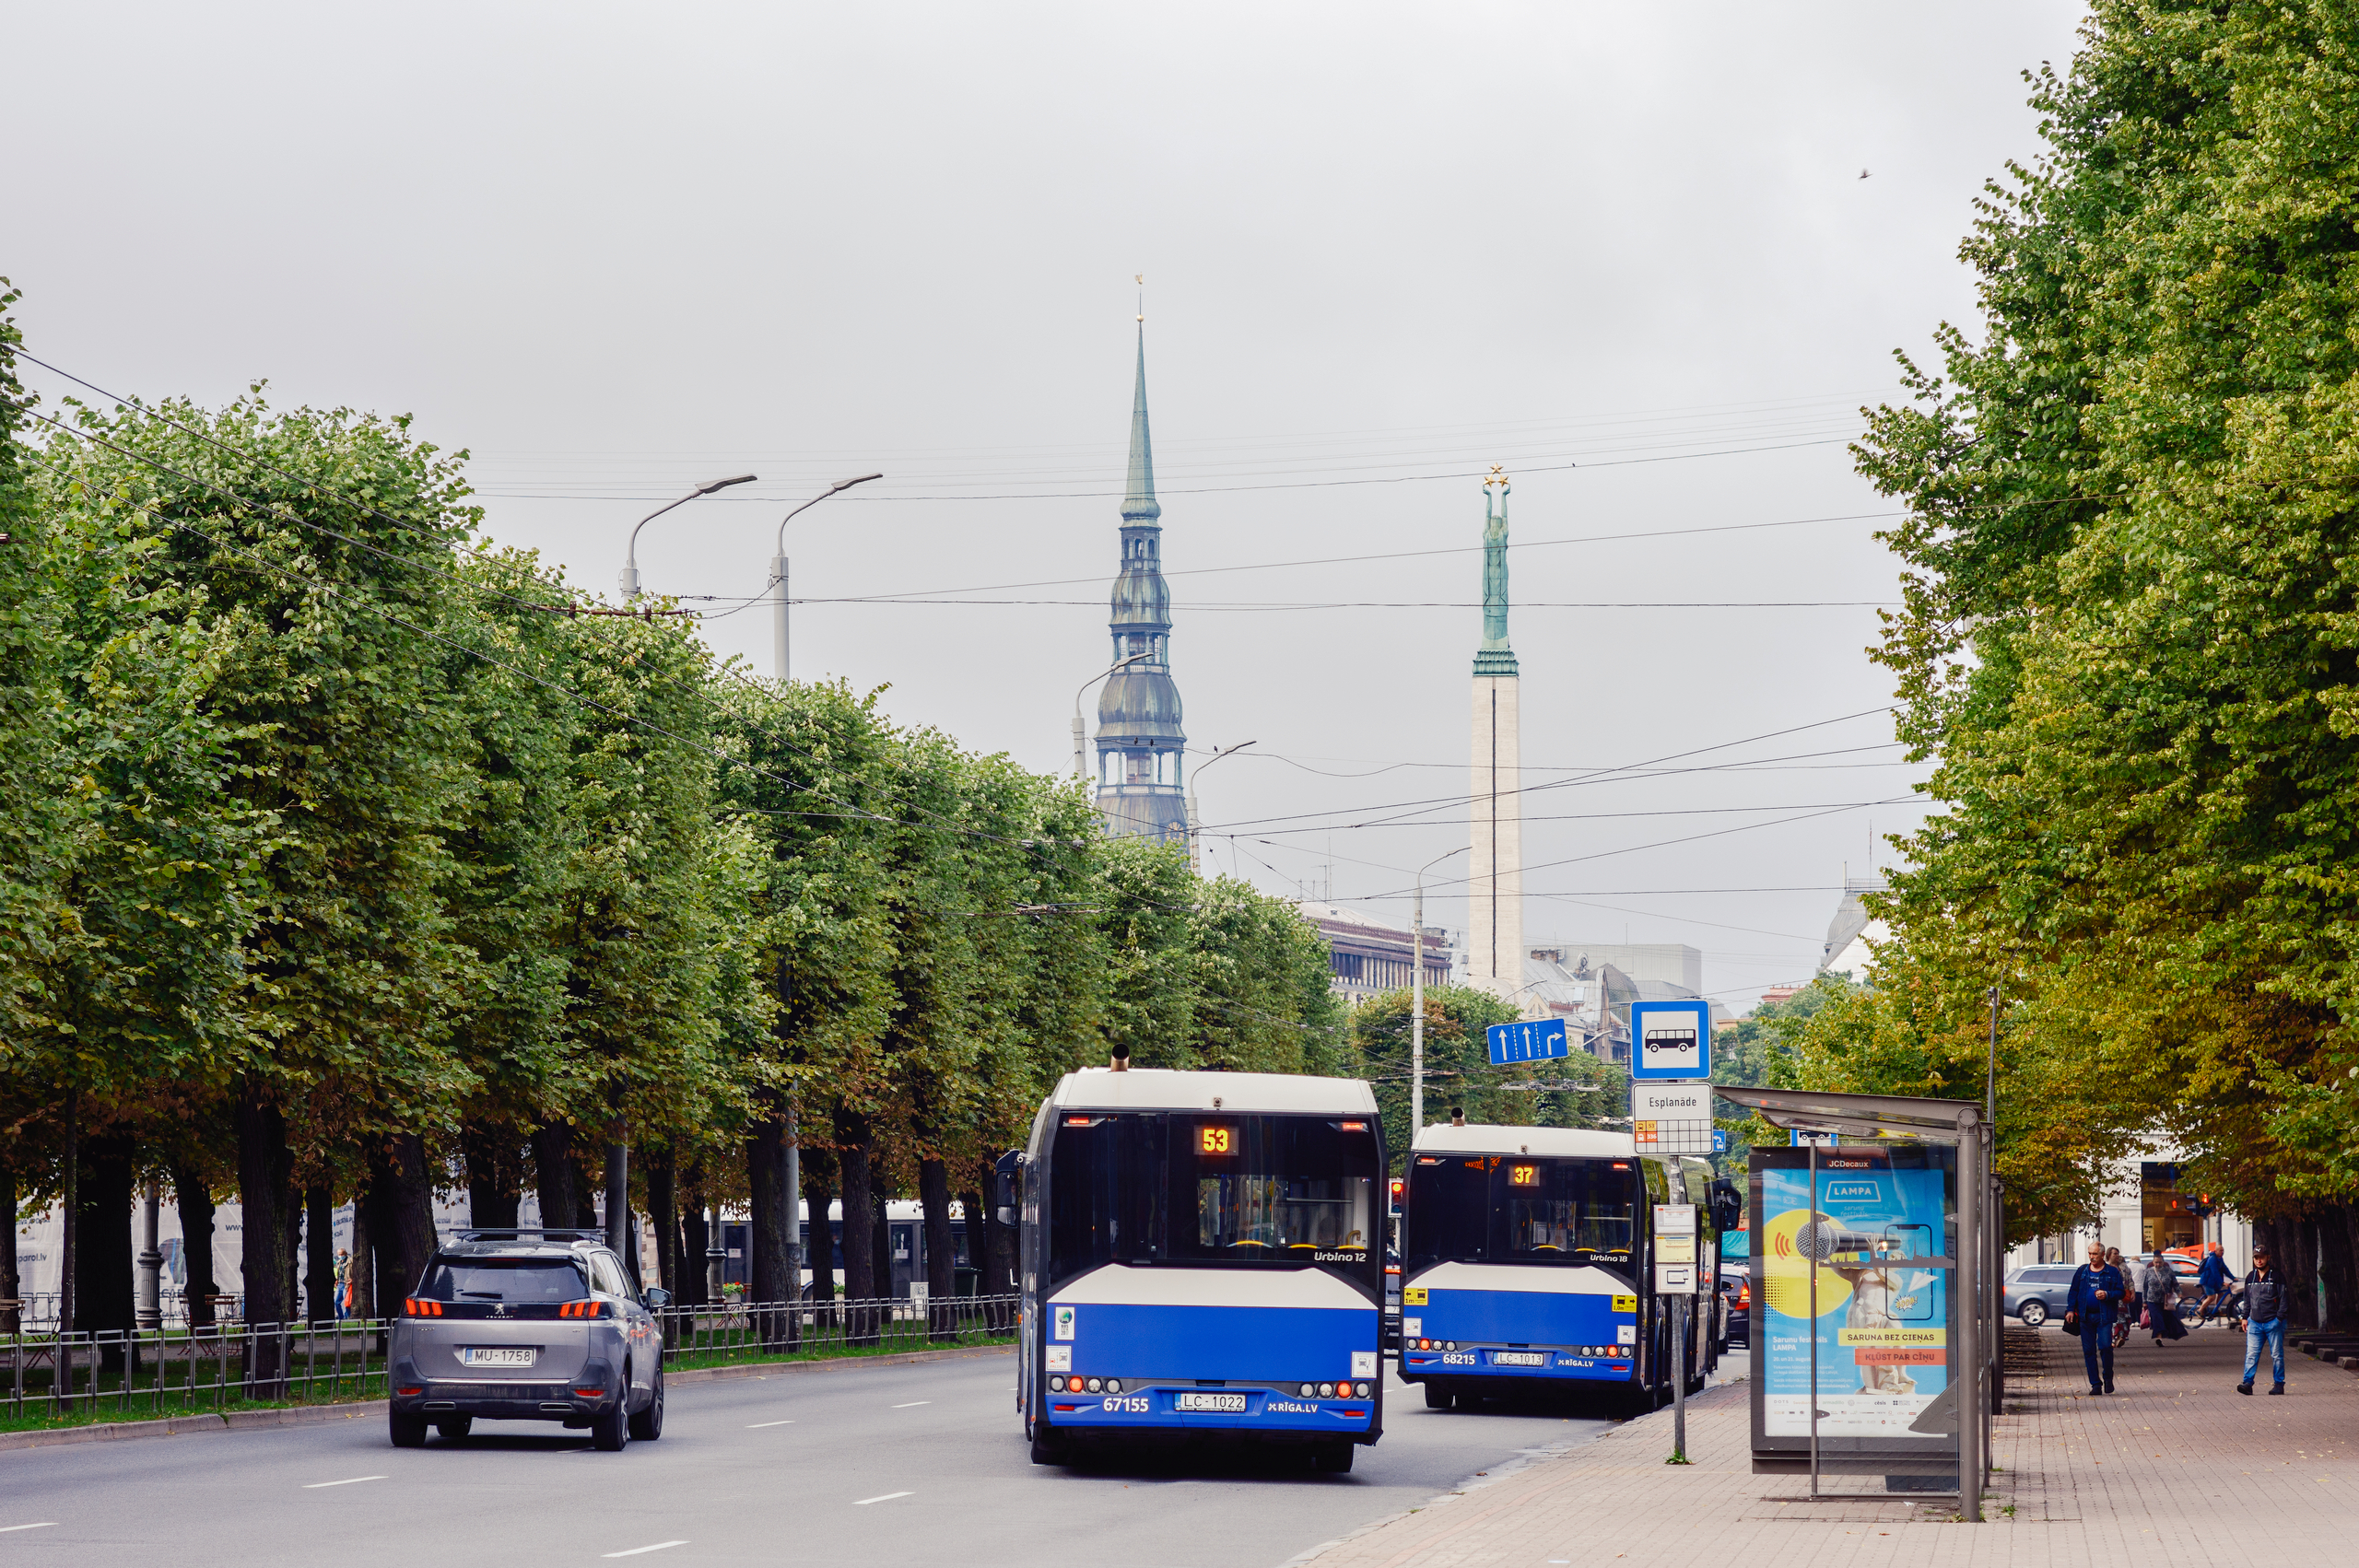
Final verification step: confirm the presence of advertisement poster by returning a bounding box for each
[1757,1155,1950,1438]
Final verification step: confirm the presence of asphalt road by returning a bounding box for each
[0,1350,1651,1568]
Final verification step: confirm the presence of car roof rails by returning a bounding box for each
[451,1228,604,1244]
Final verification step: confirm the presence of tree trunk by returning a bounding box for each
[389,1132,440,1297]
[361,1144,409,1321]
[646,1148,677,1295]
[304,1188,334,1325]
[920,1158,956,1341]
[463,1121,522,1230]
[745,1107,792,1345]
[531,1121,576,1234]
[57,1090,76,1369]
[836,1109,877,1343]
[235,1082,292,1395]
[872,1189,893,1308]
[73,1131,135,1351]
[678,1166,709,1309]
[0,1161,16,1334]
[604,1132,630,1264]
[346,1201,371,1324]
[171,1163,217,1329]
[282,1191,302,1336]
[802,1151,836,1330]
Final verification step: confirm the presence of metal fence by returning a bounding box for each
[0,1319,391,1423]
[0,1293,1018,1426]
[655,1293,1017,1368]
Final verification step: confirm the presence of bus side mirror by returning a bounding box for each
[1708,1178,1743,1235]
[992,1149,1023,1221]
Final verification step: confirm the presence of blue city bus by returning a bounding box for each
[1396,1124,1737,1411]
[1009,1068,1387,1470]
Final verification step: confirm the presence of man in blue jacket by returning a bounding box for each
[2196,1244,2236,1323]
[2067,1239,2125,1395]
[2239,1243,2291,1396]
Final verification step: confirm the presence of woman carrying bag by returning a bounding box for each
[2142,1249,2187,1343]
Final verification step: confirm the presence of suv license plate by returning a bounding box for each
[460,1347,536,1368]
[1492,1351,1545,1366]
[1176,1392,1248,1412]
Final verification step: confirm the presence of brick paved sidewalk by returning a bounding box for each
[1299,1322,2358,1567]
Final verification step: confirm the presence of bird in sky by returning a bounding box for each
[1860,169,1872,180]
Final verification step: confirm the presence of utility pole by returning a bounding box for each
[1411,848,1469,1138]
[1185,741,1255,874]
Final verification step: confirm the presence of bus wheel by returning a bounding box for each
[1029,1426,1068,1466]
[1423,1383,1453,1410]
[1309,1441,1355,1473]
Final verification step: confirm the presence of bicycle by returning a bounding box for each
[2195,1285,2246,1331]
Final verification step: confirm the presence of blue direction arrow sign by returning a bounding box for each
[1486,1017,1569,1066]
[1712,1129,1730,1154]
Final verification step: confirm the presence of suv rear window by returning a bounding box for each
[418,1256,588,1304]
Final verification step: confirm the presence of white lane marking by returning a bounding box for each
[889,1400,932,1409]
[745,1420,794,1429]
[302,1476,388,1490]
[0,1524,58,1533]
[602,1543,689,1559]
[852,1492,913,1506]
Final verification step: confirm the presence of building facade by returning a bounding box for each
[1094,326,1189,845]
[1467,472,1524,998]
[1301,901,1453,1007]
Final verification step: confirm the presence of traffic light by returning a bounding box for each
[1389,1177,1406,1216]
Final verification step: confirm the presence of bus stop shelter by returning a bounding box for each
[1715,1086,2001,1522]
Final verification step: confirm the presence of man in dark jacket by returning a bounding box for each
[2066,1239,2126,1395]
[2239,1243,2291,1395]
[2197,1245,2236,1323]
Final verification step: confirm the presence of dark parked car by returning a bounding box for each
[1718,1260,1750,1347]
[2003,1263,2081,1327]
[388,1229,669,1451]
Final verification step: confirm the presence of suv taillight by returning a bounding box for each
[559,1300,610,1319]
[405,1297,442,1317]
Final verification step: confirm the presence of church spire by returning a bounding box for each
[1122,324,1161,522]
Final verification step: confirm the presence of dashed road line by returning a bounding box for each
[0,1524,58,1534]
[302,1476,388,1490]
[745,1419,795,1429]
[890,1400,932,1409]
[852,1491,913,1505]
[602,1542,688,1559]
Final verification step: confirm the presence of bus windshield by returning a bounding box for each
[1045,1111,1381,1292]
[1404,1154,1640,1272]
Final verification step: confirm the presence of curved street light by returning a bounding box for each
[770,473,886,680]
[621,473,759,600]
[1184,741,1256,873]
[1073,652,1150,780]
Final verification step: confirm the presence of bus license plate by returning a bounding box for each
[1492,1352,1545,1366]
[1176,1392,1247,1412]
[460,1347,536,1368]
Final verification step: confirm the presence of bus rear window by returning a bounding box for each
[1175,1116,1377,1263]
[1405,1157,1638,1271]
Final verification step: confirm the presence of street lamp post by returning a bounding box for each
[619,474,759,601]
[1071,652,1150,780]
[1412,847,1469,1140]
[1184,741,1256,873]
[769,473,885,681]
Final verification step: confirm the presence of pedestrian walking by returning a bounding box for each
[2197,1243,2237,1324]
[2142,1249,2186,1342]
[2065,1239,2126,1395]
[2106,1246,2133,1349]
[2239,1242,2292,1396]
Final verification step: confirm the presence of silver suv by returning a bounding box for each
[389,1229,668,1451]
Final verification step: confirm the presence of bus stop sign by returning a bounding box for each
[1486,1017,1568,1065]
[1629,999,1711,1080]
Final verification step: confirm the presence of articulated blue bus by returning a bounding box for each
[1010,1069,1386,1469]
[1395,1123,1734,1411]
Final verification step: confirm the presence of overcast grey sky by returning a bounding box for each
[6,2,2088,1007]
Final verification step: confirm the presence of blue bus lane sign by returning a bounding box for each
[1486,1018,1568,1066]
[1629,1000,1711,1080]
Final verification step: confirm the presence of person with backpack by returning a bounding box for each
[2065,1239,2126,1395]
[2239,1242,2292,1396]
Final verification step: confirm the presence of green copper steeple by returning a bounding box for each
[1473,470,1518,676]
[1121,326,1161,522]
